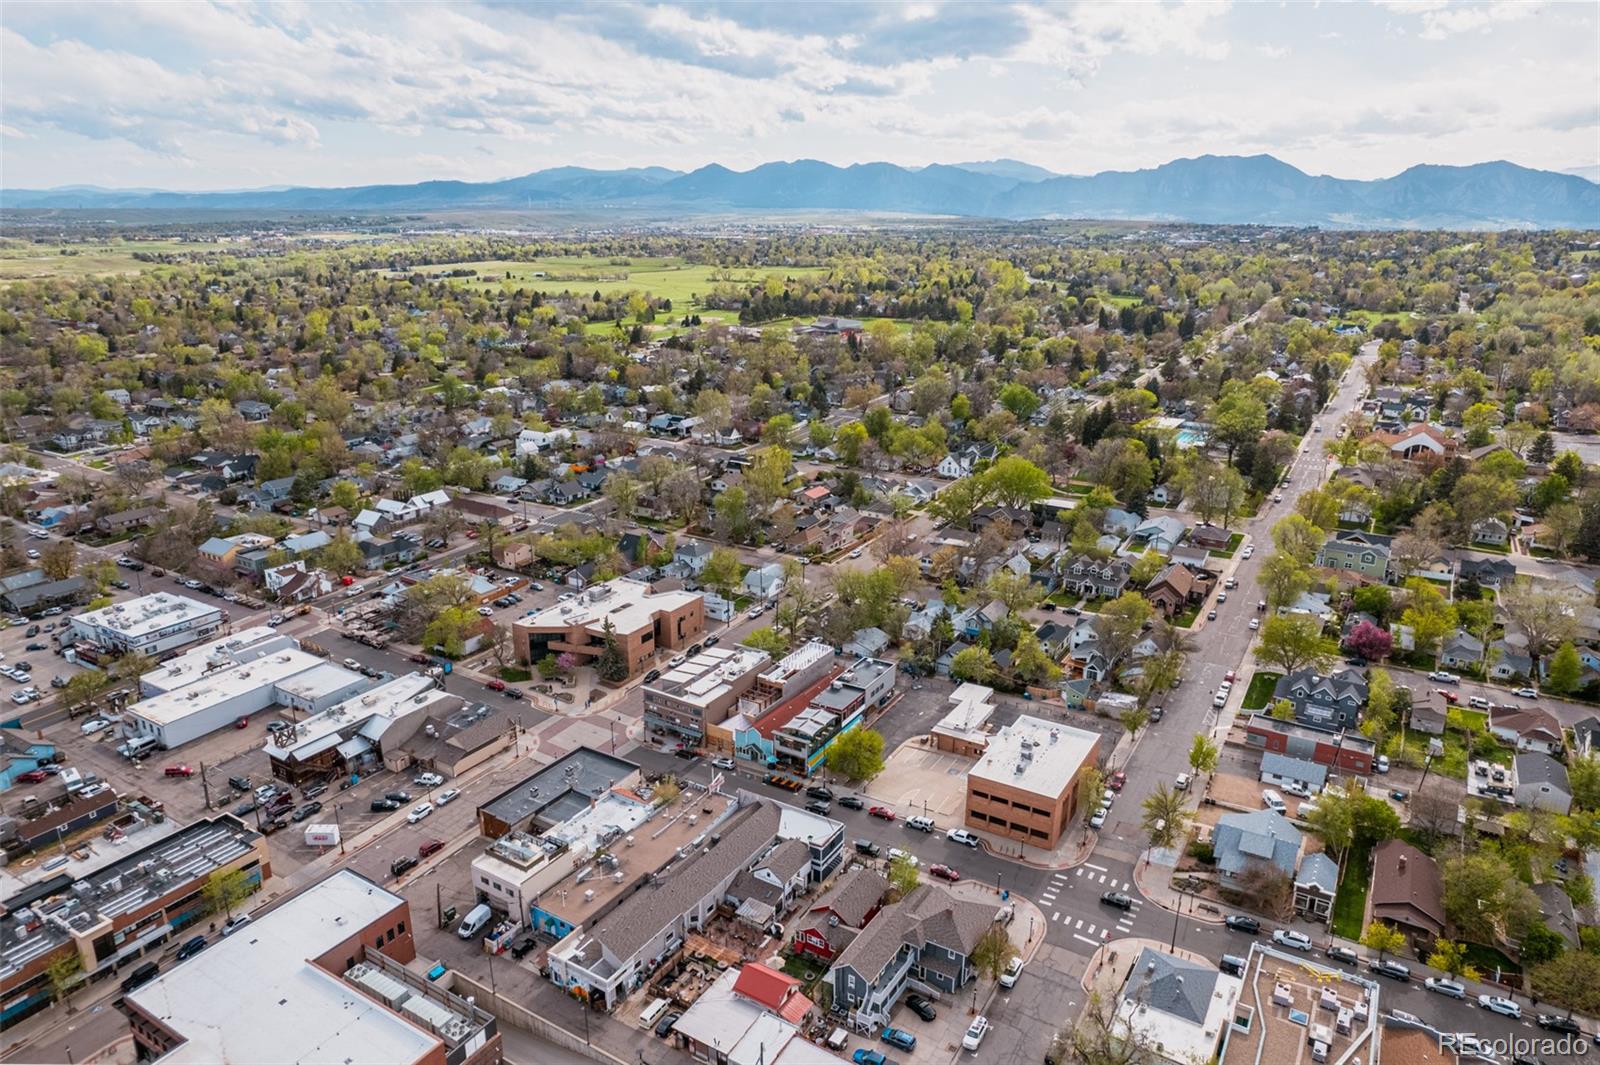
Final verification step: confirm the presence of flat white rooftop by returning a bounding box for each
[72,592,219,640]
[761,640,833,684]
[129,650,348,727]
[647,647,769,709]
[969,714,1098,799]
[276,660,372,703]
[541,789,655,854]
[932,682,997,745]
[140,627,295,695]
[267,672,446,759]
[518,577,699,636]
[128,870,437,1065]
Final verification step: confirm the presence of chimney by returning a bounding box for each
[1397,854,1406,875]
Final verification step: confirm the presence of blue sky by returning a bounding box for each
[3,0,1596,190]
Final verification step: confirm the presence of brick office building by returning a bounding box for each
[965,715,1100,849]
[512,578,703,680]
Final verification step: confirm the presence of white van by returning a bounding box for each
[457,903,493,940]
[118,736,159,760]
[1261,789,1286,814]
[638,997,671,1030]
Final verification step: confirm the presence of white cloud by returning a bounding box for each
[0,0,1592,189]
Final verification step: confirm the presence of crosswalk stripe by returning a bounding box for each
[1051,911,1061,922]
[1086,924,1097,935]
[1072,933,1099,947]
[1073,918,1083,929]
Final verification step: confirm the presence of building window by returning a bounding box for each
[397,921,406,934]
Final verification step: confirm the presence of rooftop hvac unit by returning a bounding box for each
[613,871,624,883]
[583,889,595,902]
[438,1017,473,1044]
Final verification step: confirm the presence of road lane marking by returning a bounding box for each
[1083,863,1108,872]
[1072,934,1099,947]
[1051,911,1061,922]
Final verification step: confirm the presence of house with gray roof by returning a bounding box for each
[1514,752,1571,814]
[792,866,887,962]
[1439,630,1485,669]
[1129,515,1185,554]
[1490,639,1534,681]
[1211,809,1302,882]
[843,627,891,659]
[1115,947,1242,1065]
[1314,530,1391,582]
[826,883,999,1027]
[1272,667,1367,730]
[1259,752,1327,795]
[1294,852,1338,921]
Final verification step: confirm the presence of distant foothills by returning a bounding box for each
[5,153,1598,229]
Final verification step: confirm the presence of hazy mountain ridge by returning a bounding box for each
[6,155,1597,228]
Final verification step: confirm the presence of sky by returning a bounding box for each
[2,0,1597,191]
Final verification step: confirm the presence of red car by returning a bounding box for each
[1434,688,1460,704]
[1109,771,1127,791]
[928,864,960,882]
[409,653,430,664]
[164,765,194,778]
[868,806,897,821]
[466,530,479,539]
[485,679,506,692]
[418,838,445,858]
[235,716,249,729]
[1224,670,1237,682]
[15,769,47,784]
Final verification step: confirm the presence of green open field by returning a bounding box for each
[387,256,826,304]
[0,239,232,283]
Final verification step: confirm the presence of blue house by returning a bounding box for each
[0,730,58,791]
[1211,809,1302,882]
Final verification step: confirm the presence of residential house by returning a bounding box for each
[1144,563,1200,618]
[1411,692,1448,736]
[1057,556,1132,599]
[1574,716,1600,756]
[936,443,998,479]
[1167,545,1212,573]
[904,599,950,642]
[1490,639,1533,681]
[1277,591,1335,626]
[1533,882,1581,951]
[843,628,891,659]
[1115,947,1243,1065]
[1272,668,1367,730]
[235,399,272,421]
[1101,508,1140,538]
[934,640,972,677]
[197,536,242,570]
[1259,752,1327,795]
[826,883,999,1027]
[791,867,887,962]
[360,537,418,567]
[1489,706,1563,755]
[1471,517,1510,546]
[1368,423,1457,464]
[952,600,1008,640]
[95,506,160,535]
[673,539,714,578]
[1369,839,1445,942]
[1294,852,1338,922]
[1314,530,1392,582]
[1457,557,1516,589]
[266,563,333,603]
[1514,752,1572,814]
[726,838,814,928]
[1130,515,1185,554]
[1439,630,1485,670]
[1189,524,1230,551]
[743,563,785,601]
[1210,809,1302,882]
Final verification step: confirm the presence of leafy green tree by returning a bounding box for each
[1210,383,1268,465]
[741,626,790,657]
[981,455,1052,507]
[1547,642,1583,695]
[317,531,364,576]
[329,479,363,513]
[1260,553,1310,611]
[998,382,1041,421]
[700,547,744,599]
[1141,784,1187,850]
[1529,950,1600,1019]
[1570,755,1600,811]
[969,923,1016,986]
[886,853,920,900]
[45,952,82,1014]
[949,645,996,684]
[1521,921,1567,965]
[1361,921,1406,962]
[1188,734,1219,776]
[826,728,886,782]
[536,655,561,680]
[202,868,256,917]
[1425,939,1482,982]
[1271,514,1324,566]
[1011,631,1062,686]
[1258,614,1336,674]
[1077,766,1105,823]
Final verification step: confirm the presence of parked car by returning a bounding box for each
[1225,915,1261,934]
[961,1017,989,1052]
[1512,687,1538,698]
[435,788,460,806]
[1368,958,1410,982]
[1425,977,1467,999]
[371,798,401,812]
[880,1028,916,1052]
[854,839,881,857]
[407,803,434,824]
[805,799,832,815]
[655,1012,681,1038]
[886,848,918,867]
[805,785,835,801]
[643,668,661,682]
[1089,809,1106,830]
[928,864,960,882]
[291,801,323,822]
[163,764,194,778]
[414,772,444,787]
[80,717,111,735]
[385,790,412,803]
[1478,994,1521,1019]
[904,994,937,1021]
[484,679,506,692]
[418,838,445,858]
[221,914,252,936]
[945,827,980,847]
[712,757,736,770]
[1536,1014,1582,1034]
[851,1052,886,1065]
[1325,946,1359,965]
[999,956,1024,988]
[1428,670,1460,683]
[228,775,251,792]
[1272,929,1312,951]
[839,795,864,810]
[510,936,538,960]
[175,935,208,961]
[391,855,418,877]
[868,806,896,821]
[1108,771,1127,791]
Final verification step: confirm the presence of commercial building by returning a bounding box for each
[719,649,895,777]
[138,627,298,696]
[0,816,269,1027]
[265,673,454,785]
[475,748,642,838]
[930,682,998,757]
[1242,714,1376,776]
[69,593,224,658]
[546,795,842,1010]
[669,964,839,1064]
[124,869,501,1065]
[642,646,770,743]
[964,715,1101,849]
[512,578,703,680]
[0,569,87,615]
[125,648,369,750]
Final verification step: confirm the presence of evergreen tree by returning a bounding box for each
[1529,432,1556,464]
[595,620,628,683]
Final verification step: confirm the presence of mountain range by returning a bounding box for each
[6,154,1597,229]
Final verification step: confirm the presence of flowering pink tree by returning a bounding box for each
[556,652,579,676]
[1345,620,1393,662]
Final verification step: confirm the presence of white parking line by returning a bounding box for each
[1072,933,1100,947]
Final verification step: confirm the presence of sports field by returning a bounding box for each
[388,255,826,305]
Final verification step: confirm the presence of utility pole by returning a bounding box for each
[199,762,212,810]
[436,882,443,929]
